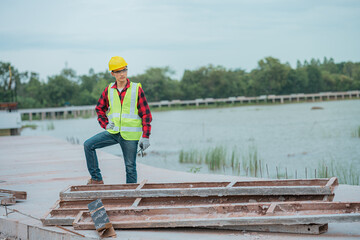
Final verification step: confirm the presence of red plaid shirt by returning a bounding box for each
[95,79,152,138]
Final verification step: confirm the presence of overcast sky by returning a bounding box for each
[0,0,359,81]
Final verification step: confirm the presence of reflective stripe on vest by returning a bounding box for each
[106,82,142,140]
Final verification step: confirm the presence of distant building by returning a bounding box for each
[0,102,21,136]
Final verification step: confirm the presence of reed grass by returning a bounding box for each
[351,126,360,138]
[22,124,37,130]
[179,149,202,164]
[319,160,360,185]
[188,166,201,173]
[178,144,359,185]
[46,122,55,130]
[205,146,227,171]
[241,145,262,177]
[178,144,261,173]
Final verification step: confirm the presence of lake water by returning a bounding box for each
[21,100,360,181]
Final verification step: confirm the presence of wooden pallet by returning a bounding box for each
[72,202,360,230]
[60,178,338,200]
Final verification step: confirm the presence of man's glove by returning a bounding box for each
[106,122,115,130]
[139,138,150,150]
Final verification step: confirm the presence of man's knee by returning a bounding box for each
[84,138,93,150]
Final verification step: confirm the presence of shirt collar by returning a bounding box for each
[111,79,130,89]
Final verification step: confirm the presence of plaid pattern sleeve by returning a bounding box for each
[95,86,110,129]
[137,86,152,138]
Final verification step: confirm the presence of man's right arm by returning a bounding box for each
[95,86,109,129]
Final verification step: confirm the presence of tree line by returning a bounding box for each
[1,57,359,109]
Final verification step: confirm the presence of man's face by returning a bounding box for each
[111,68,128,82]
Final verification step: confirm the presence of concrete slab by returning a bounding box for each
[1,136,360,239]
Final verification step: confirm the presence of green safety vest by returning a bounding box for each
[107,81,142,140]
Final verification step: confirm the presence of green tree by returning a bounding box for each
[91,78,113,101]
[321,71,336,92]
[250,57,290,95]
[179,65,247,99]
[321,57,338,74]
[43,73,79,107]
[17,72,45,108]
[306,65,323,93]
[0,62,26,103]
[131,67,181,102]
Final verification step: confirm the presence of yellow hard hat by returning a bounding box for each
[108,56,128,71]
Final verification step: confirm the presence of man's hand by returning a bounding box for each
[106,122,115,130]
[139,138,150,150]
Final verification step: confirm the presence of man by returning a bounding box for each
[84,56,152,184]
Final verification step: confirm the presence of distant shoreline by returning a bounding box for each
[19,96,360,121]
[151,97,360,112]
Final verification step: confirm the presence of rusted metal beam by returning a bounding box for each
[42,194,330,226]
[136,180,147,190]
[0,193,16,205]
[72,202,360,230]
[0,189,27,200]
[60,178,338,200]
[67,178,336,192]
[45,179,338,226]
[208,224,328,235]
[61,186,333,199]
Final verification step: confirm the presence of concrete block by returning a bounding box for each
[0,218,28,240]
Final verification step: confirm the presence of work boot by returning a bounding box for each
[87,179,104,185]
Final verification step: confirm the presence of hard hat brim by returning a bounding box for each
[112,66,127,72]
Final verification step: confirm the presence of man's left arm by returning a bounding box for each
[137,87,152,138]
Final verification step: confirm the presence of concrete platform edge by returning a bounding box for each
[0,217,97,240]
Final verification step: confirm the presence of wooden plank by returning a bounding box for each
[60,185,333,200]
[73,202,360,230]
[0,189,27,200]
[207,224,328,235]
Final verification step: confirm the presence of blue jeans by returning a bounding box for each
[84,131,138,183]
